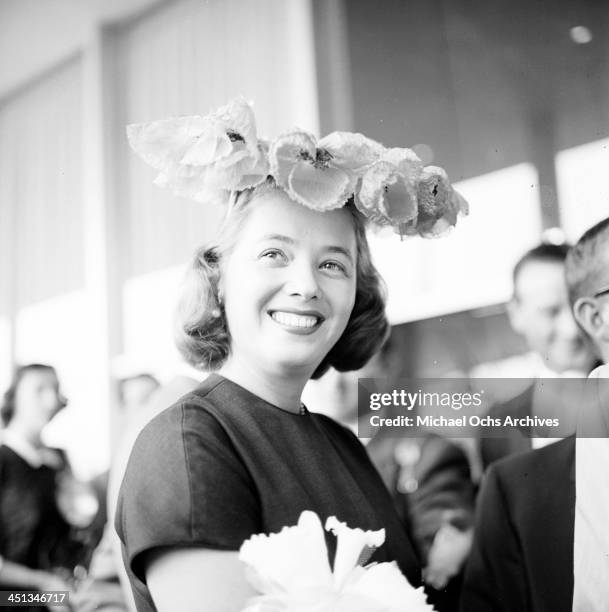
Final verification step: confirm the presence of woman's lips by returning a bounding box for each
[268,310,325,333]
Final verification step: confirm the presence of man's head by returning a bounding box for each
[507,243,595,374]
[566,217,609,364]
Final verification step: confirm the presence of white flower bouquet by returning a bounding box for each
[238,511,435,612]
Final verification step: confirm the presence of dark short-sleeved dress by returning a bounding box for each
[116,374,421,611]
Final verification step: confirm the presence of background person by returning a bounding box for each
[461,216,609,612]
[0,364,80,610]
[82,373,162,582]
[72,375,197,612]
[477,242,597,469]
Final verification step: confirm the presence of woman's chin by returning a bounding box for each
[265,352,325,377]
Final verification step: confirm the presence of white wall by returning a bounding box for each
[0,0,159,98]
[557,138,609,242]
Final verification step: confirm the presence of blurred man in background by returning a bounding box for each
[507,243,593,375]
[478,242,597,468]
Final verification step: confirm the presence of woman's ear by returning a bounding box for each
[573,297,609,343]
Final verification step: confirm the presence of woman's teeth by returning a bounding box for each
[271,311,319,328]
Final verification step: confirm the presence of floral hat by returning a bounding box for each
[127,97,468,238]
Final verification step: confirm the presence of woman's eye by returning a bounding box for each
[321,261,347,274]
[259,248,287,262]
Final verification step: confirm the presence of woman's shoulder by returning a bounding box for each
[133,374,234,451]
[116,375,262,561]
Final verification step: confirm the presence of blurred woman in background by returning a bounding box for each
[0,364,90,610]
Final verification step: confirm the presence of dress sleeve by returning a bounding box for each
[115,403,261,583]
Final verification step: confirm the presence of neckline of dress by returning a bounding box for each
[209,373,310,416]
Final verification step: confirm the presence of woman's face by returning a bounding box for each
[221,189,357,378]
[14,369,65,430]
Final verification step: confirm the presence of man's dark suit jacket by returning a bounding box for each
[479,385,535,469]
[461,437,575,612]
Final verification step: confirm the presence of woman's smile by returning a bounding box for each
[268,309,325,333]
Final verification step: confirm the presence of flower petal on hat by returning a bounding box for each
[127,98,262,200]
[356,161,418,226]
[381,147,423,180]
[451,188,469,217]
[287,162,353,210]
[231,143,270,190]
[269,131,318,188]
[177,122,229,167]
[181,98,259,168]
[384,178,418,224]
[200,141,267,191]
[395,219,419,237]
[126,115,208,172]
[416,165,451,217]
[405,166,470,237]
[415,188,470,237]
[319,132,384,173]
[211,96,259,158]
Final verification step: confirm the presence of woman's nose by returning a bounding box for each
[285,262,320,300]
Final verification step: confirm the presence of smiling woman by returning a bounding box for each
[115,98,466,612]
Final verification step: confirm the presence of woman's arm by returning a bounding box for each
[146,548,256,612]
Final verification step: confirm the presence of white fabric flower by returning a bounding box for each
[355,148,422,228]
[126,97,469,237]
[356,162,418,227]
[416,166,451,217]
[381,148,423,179]
[318,132,384,173]
[269,131,359,211]
[239,511,334,597]
[399,167,469,237]
[324,516,385,591]
[126,97,268,203]
[239,510,435,612]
